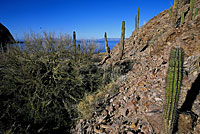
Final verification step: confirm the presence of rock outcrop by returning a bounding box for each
[0,23,15,52]
[72,1,200,133]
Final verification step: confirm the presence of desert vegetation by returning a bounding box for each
[0,32,116,133]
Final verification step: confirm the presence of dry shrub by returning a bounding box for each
[0,32,107,134]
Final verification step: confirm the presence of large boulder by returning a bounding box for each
[0,23,15,52]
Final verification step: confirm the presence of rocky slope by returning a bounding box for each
[72,1,200,134]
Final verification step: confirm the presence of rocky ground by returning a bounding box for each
[71,1,200,134]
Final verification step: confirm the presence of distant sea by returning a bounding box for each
[77,40,120,52]
[16,39,120,53]
[97,40,119,52]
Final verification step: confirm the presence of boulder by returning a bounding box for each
[0,23,15,52]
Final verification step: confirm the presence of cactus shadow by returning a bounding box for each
[173,73,200,133]
[180,73,200,112]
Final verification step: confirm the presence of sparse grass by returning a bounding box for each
[77,82,118,120]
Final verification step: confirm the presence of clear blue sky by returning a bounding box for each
[1,0,173,40]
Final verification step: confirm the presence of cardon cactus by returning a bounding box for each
[135,15,137,30]
[168,7,172,18]
[73,31,76,61]
[73,31,76,54]
[162,47,184,134]
[119,21,125,60]
[104,32,110,56]
[137,7,139,29]
[172,0,178,26]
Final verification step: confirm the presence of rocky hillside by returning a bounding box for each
[72,1,200,134]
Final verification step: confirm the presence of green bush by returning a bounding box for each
[0,32,106,133]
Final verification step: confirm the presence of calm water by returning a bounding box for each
[17,40,120,53]
[80,40,120,52]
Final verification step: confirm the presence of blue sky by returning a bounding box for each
[1,0,173,40]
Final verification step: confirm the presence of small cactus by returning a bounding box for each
[119,21,125,60]
[181,11,185,24]
[162,47,184,134]
[77,44,81,62]
[104,32,110,56]
[78,44,81,53]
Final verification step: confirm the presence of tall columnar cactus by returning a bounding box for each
[135,15,137,30]
[181,11,185,24]
[137,7,139,29]
[168,7,172,18]
[104,32,110,56]
[119,21,125,60]
[162,47,184,134]
[73,31,76,53]
[73,31,76,60]
[172,0,178,26]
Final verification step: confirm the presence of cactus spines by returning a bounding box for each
[181,11,185,24]
[104,32,110,57]
[162,47,184,134]
[119,21,125,60]
[137,7,139,29]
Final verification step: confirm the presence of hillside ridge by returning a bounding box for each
[72,1,200,133]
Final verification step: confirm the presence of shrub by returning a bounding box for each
[0,32,106,133]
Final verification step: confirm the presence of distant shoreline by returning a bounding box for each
[14,40,120,53]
